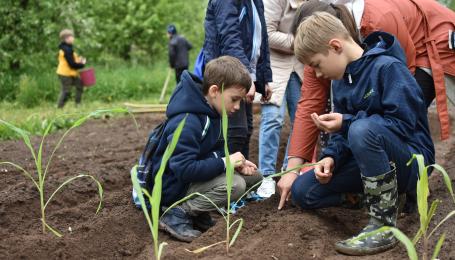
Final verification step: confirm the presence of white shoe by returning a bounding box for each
[256,178,276,198]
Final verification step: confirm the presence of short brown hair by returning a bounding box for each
[294,12,351,63]
[59,29,74,41]
[202,56,251,94]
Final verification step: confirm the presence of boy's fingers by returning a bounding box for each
[278,189,289,210]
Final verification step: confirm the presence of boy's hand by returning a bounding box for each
[80,57,87,65]
[236,160,257,176]
[277,171,299,210]
[246,82,256,103]
[229,152,246,168]
[261,84,273,102]
[311,112,342,133]
[314,157,334,184]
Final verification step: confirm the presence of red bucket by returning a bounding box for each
[80,68,96,87]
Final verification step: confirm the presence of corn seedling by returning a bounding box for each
[0,108,134,237]
[352,154,455,260]
[131,115,187,260]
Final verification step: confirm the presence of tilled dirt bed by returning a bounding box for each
[1,108,455,260]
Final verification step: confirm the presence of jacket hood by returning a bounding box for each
[343,31,406,83]
[166,71,219,118]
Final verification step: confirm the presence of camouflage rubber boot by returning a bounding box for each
[335,164,399,255]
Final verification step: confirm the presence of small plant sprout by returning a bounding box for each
[351,154,455,260]
[131,115,187,260]
[0,108,134,237]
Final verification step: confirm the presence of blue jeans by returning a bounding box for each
[259,72,301,176]
[291,118,421,209]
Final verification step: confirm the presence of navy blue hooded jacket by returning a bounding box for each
[149,71,225,206]
[321,32,435,168]
[203,0,272,95]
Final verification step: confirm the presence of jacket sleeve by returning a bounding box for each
[62,46,84,69]
[319,93,352,169]
[168,42,176,68]
[362,11,416,73]
[213,0,253,73]
[264,0,293,55]
[167,114,225,184]
[257,0,273,89]
[287,67,330,162]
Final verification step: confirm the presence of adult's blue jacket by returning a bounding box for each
[321,31,435,168]
[203,0,273,95]
[149,71,225,206]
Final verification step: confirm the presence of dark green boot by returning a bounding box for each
[335,164,399,255]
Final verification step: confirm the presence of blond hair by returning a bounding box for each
[59,29,74,41]
[294,12,350,63]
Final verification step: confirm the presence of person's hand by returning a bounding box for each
[81,57,87,65]
[261,84,273,102]
[236,160,257,176]
[314,157,335,184]
[246,82,256,103]
[228,152,246,168]
[311,112,343,133]
[277,171,299,210]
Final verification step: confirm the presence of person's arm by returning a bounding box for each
[363,11,416,73]
[287,66,330,162]
[167,114,225,183]
[213,0,253,73]
[168,42,176,68]
[62,45,84,69]
[264,0,294,55]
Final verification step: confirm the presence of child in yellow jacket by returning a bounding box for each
[56,29,86,108]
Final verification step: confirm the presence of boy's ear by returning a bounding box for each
[208,85,220,97]
[328,39,343,53]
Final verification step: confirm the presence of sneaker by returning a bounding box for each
[256,178,276,198]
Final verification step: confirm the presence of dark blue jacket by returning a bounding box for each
[168,35,192,69]
[203,0,273,95]
[150,71,225,206]
[321,32,435,168]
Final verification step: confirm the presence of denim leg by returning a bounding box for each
[291,159,363,209]
[348,118,418,193]
[282,72,302,169]
[286,72,302,123]
[259,104,285,176]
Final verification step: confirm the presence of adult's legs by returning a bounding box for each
[282,72,302,169]
[414,67,435,108]
[74,77,84,105]
[57,76,72,108]
[228,100,251,158]
[258,104,285,176]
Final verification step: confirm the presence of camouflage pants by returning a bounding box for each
[291,118,425,210]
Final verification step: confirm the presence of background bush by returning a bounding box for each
[0,0,207,103]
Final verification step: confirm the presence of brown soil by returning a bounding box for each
[1,108,455,260]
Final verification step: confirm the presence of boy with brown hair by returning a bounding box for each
[278,12,434,255]
[150,56,262,242]
[56,29,86,108]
